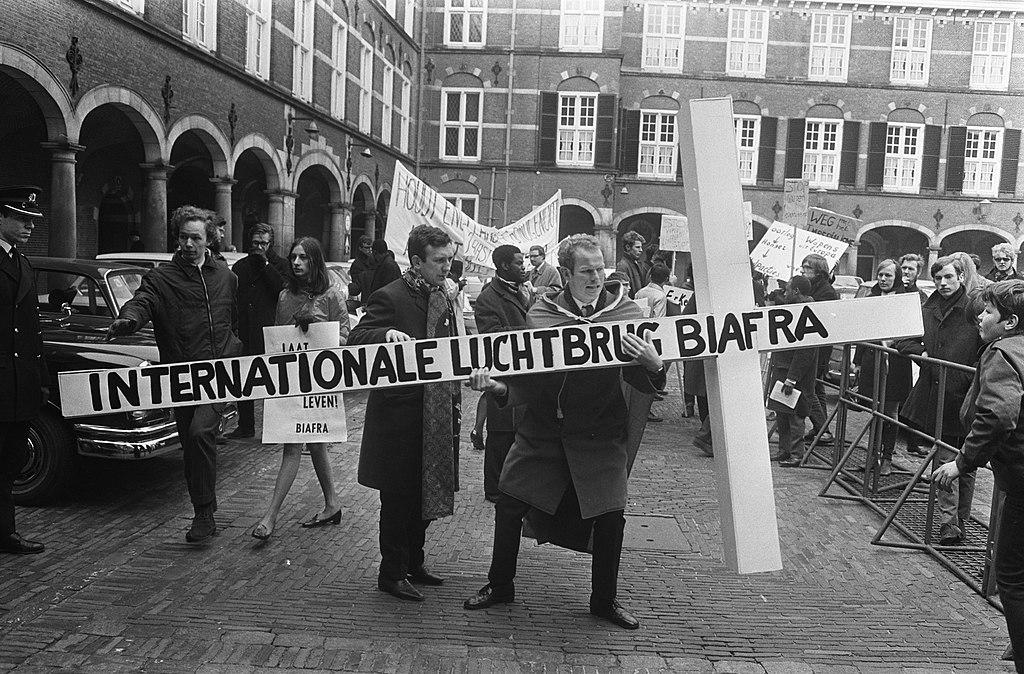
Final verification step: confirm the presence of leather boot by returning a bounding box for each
[186,503,217,543]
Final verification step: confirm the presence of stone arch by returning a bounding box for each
[804,103,844,120]
[561,197,602,227]
[856,219,936,245]
[936,223,1013,247]
[74,84,165,161]
[612,206,683,233]
[442,71,483,88]
[556,76,599,93]
[349,175,374,203]
[0,42,73,141]
[166,114,231,175]
[231,132,284,191]
[290,149,344,201]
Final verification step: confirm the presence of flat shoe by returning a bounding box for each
[464,584,514,610]
[378,577,424,602]
[251,523,272,541]
[408,565,445,585]
[0,533,44,555]
[590,599,640,630]
[300,509,342,528]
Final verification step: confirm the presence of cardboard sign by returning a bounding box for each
[806,206,861,244]
[59,294,923,417]
[261,322,347,444]
[660,215,690,252]
[665,286,694,306]
[749,220,849,280]
[782,178,809,227]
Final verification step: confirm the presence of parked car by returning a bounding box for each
[96,250,246,268]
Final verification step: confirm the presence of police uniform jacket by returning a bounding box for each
[0,248,47,421]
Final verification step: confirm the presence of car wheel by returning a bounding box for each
[13,410,75,505]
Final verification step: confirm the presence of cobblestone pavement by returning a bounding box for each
[0,377,1014,673]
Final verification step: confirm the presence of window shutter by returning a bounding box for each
[1000,128,1021,194]
[920,125,942,191]
[620,109,641,175]
[945,126,967,193]
[865,122,887,190]
[757,116,778,183]
[784,118,805,179]
[537,92,558,167]
[594,94,617,168]
[839,121,860,188]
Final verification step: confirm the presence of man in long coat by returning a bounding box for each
[0,186,47,555]
[464,234,666,630]
[349,225,463,603]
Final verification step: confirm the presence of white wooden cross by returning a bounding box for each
[676,97,922,573]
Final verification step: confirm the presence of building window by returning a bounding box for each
[398,75,411,153]
[358,40,373,134]
[182,0,217,50]
[557,94,597,167]
[971,20,1012,91]
[107,0,144,14]
[245,0,271,79]
[292,0,314,101]
[637,111,676,179]
[444,0,485,48]
[381,64,394,146]
[442,194,478,220]
[385,0,397,16]
[403,0,415,34]
[963,127,1002,197]
[330,20,347,119]
[726,7,768,78]
[560,0,603,53]
[802,119,842,189]
[441,88,482,160]
[808,12,850,82]
[642,3,684,71]
[883,124,923,193]
[733,115,760,185]
[890,16,931,86]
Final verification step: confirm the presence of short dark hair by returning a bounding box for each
[650,263,670,284]
[529,245,545,257]
[931,255,964,278]
[788,275,812,297]
[801,254,829,279]
[250,222,274,245]
[558,234,603,272]
[492,244,521,269]
[286,236,330,295]
[982,279,1024,328]
[408,225,452,262]
[371,238,389,255]
[170,205,217,242]
[900,253,924,272]
[623,230,645,247]
[358,235,373,248]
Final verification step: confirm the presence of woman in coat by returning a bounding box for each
[252,237,349,540]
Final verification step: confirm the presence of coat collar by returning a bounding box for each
[486,277,529,313]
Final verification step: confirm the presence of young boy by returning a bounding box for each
[934,279,1024,674]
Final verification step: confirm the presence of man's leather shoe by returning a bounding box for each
[377,576,424,601]
[185,505,216,543]
[0,533,44,555]
[938,535,964,547]
[590,599,640,630]
[408,565,444,585]
[226,427,255,439]
[464,584,514,610]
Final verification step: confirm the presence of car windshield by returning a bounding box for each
[105,270,144,312]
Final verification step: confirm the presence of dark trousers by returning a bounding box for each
[379,489,430,581]
[0,421,31,536]
[484,430,514,501]
[997,496,1024,673]
[173,404,221,508]
[236,399,255,433]
[487,494,625,607]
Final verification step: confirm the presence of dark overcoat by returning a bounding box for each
[233,251,288,353]
[474,277,529,432]
[853,283,914,404]
[0,249,47,421]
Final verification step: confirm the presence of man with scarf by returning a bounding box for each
[349,225,463,602]
[464,234,666,630]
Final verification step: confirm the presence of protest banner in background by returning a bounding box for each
[660,215,689,251]
[261,322,347,443]
[60,294,922,418]
[749,220,849,280]
[385,163,561,274]
[782,179,809,227]
[805,206,861,244]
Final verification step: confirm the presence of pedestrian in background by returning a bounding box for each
[768,275,817,466]
[800,253,838,445]
[347,235,374,305]
[987,243,1021,283]
[616,230,650,300]
[527,245,562,296]
[361,239,401,300]
[251,237,348,540]
[229,223,289,440]
[635,263,670,319]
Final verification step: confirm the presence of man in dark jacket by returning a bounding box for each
[108,205,242,544]
[347,235,374,304]
[615,230,650,299]
[349,225,462,603]
[228,223,288,439]
[987,243,1022,282]
[801,254,838,443]
[473,244,530,502]
[362,239,402,299]
[0,186,48,555]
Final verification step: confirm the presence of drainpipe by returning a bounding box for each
[501,0,518,226]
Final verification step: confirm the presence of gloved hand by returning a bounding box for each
[106,318,137,341]
[293,312,315,333]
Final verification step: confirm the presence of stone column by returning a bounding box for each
[328,202,349,262]
[844,242,859,276]
[595,206,615,264]
[210,177,236,248]
[928,244,942,270]
[140,163,169,252]
[364,208,377,241]
[265,189,297,258]
[40,141,84,258]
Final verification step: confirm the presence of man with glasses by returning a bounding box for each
[527,245,562,296]
[987,243,1021,283]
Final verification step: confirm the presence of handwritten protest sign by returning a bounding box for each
[749,220,849,280]
[261,322,347,443]
[665,286,693,306]
[806,206,861,244]
[60,294,922,418]
[660,215,689,252]
[782,179,809,227]
[385,163,561,275]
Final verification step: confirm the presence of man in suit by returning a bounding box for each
[0,186,48,555]
[527,245,562,295]
[473,245,531,503]
[615,231,650,300]
[348,225,463,602]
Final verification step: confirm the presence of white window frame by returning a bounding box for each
[403,0,415,34]
[107,0,144,14]
[971,20,1013,91]
[398,74,412,153]
[182,0,217,51]
[726,7,768,78]
[559,0,603,53]
[385,0,397,16]
[637,110,677,180]
[733,114,761,185]
[440,88,483,160]
[441,194,479,220]
[444,0,486,48]
[292,0,314,102]
[963,127,1003,198]
[889,16,931,86]
[245,0,272,80]
[358,39,374,135]
[883,123,924,194]
[381,63,395,146]
[808,11,850,83]
[802,118,843,189]
[557,92,597,167]
[330,18,348,119]
[641,2,684,71]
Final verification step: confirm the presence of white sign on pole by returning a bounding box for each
[782,178,809,227]
[261,322,347,444]
[806,206,861,244]
[749,220,850,280]
[664,286,693,306]
[660,215,690,251]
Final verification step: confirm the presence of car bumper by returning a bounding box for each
[73,418,180,459]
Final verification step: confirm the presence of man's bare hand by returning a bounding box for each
[621,331,663,372]
[467,368,507,396]
[385,329,412,342]
[933,460,961,489]
[106,318,136,341]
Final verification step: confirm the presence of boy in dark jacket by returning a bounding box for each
[935,279,1024,674]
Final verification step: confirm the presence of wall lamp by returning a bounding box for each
[345,137,373,190]
[285,113,320,175]
[973,198,993,222]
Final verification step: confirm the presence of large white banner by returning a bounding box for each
[749,220,849,280]
[386,163,561,275]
